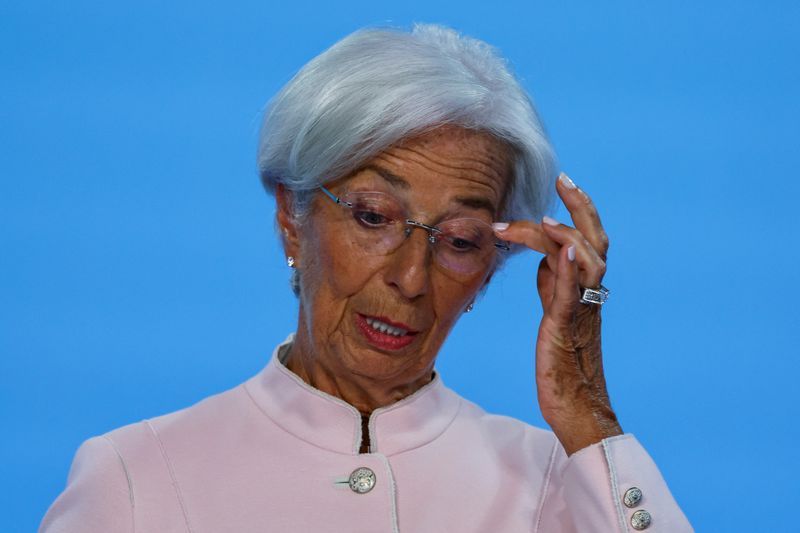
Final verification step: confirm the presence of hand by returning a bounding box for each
[493,173,622,455]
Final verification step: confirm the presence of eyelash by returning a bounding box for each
[354,210,392,227]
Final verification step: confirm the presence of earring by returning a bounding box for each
[465,301,474,313]
[287,256,295,268]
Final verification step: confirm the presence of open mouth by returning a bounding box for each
[355,313,418,351]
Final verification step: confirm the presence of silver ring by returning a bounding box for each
[579,284,609,305]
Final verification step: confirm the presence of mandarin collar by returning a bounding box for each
[244,333,462,456]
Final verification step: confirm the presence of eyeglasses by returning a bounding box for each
[319,186,510,276]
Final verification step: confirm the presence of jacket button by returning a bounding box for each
[631,509,652,530]
[348,467,376,494]
[623,486,643,508]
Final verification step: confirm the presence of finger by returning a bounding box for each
[541,216,606,288]
[492,220,560,256]
[548,243,580,326]
[494,220,560,271]
[556,173,610,260]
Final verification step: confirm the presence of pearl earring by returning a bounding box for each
[287,256,295,268]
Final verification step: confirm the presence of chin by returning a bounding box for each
[342,338,434,383]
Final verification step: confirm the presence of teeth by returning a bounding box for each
[365,317,408,337]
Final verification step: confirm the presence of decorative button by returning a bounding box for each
[348,467,376,494]
[631,509,652,530]
[623,486,643,508]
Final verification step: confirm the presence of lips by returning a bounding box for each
[355,313,418,351]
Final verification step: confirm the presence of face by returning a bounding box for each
[279,126,511,391]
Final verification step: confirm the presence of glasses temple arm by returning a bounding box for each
[319,185,341,204]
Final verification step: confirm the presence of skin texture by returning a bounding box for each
[278,126,621,455]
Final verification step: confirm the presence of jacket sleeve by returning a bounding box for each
[535,434,693,533]
[39,436,134,533]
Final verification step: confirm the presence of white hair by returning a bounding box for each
[257,23,557,223]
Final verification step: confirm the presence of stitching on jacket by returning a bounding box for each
[145,420,195,533]
[376,454,401,533]
[366,372,446,451]
[387,397,463,458]
[532,435,558,533]
[272,356,364,453]
[602,438,628,533]
[102,435,136,533]
[242,382,358,456]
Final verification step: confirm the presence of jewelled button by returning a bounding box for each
[631,509,652,530]
[623,486,643,508]
[348,467,376,494]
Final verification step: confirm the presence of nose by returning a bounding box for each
[383,226,432,300]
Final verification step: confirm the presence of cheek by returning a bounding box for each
[299,222,379,309]
[430,272,487,329]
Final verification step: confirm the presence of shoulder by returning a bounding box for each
[446,390,559,470]
[40,435,135,532]
[452,391,557,443]
[102,380,254,467]
[81,381,255,495]
[41,382,257,532]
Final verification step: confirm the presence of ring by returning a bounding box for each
[579,284,609,305]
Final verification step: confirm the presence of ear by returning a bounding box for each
[276,184,301,264]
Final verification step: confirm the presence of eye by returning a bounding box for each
[438,219,491,252]
[354,210,391,227]
[443,234,481,252]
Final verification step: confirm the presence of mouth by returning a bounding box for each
[355,313,419,351]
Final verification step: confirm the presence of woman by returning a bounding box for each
[41,24,692,532]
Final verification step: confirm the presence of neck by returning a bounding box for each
[284,311,434,417]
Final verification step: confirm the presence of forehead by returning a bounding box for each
[349,126,512,216]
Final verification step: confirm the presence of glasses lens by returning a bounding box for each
[434,218,499,275]
[341,192,406,254]
[335,190,505,276]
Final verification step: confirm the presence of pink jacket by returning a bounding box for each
[41,334,692,532]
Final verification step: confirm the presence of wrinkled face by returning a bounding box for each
[282,126,511,386]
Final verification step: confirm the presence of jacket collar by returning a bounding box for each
[244,333,461,456]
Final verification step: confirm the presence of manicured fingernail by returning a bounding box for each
[558,172,577,190]
[492,222,510,232]
[542,215,560,226]
[567,245,576,262]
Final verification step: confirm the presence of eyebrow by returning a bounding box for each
[453,195,496,218]
[366,164,496,217]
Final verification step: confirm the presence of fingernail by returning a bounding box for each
[567,245,576,262]
[542,215,560,226]
[558,172,577,190]
[492,222,510,232]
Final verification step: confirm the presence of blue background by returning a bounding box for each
[3,1,798,531]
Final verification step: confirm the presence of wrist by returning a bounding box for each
[548,408,623,456]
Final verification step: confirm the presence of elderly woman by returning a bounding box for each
[41,24,692,532]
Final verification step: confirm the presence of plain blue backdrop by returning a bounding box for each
[3,1,798,531]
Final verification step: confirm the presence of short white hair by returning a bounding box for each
[257,23,557,223]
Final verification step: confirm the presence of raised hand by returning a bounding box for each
[493,173,622,455]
